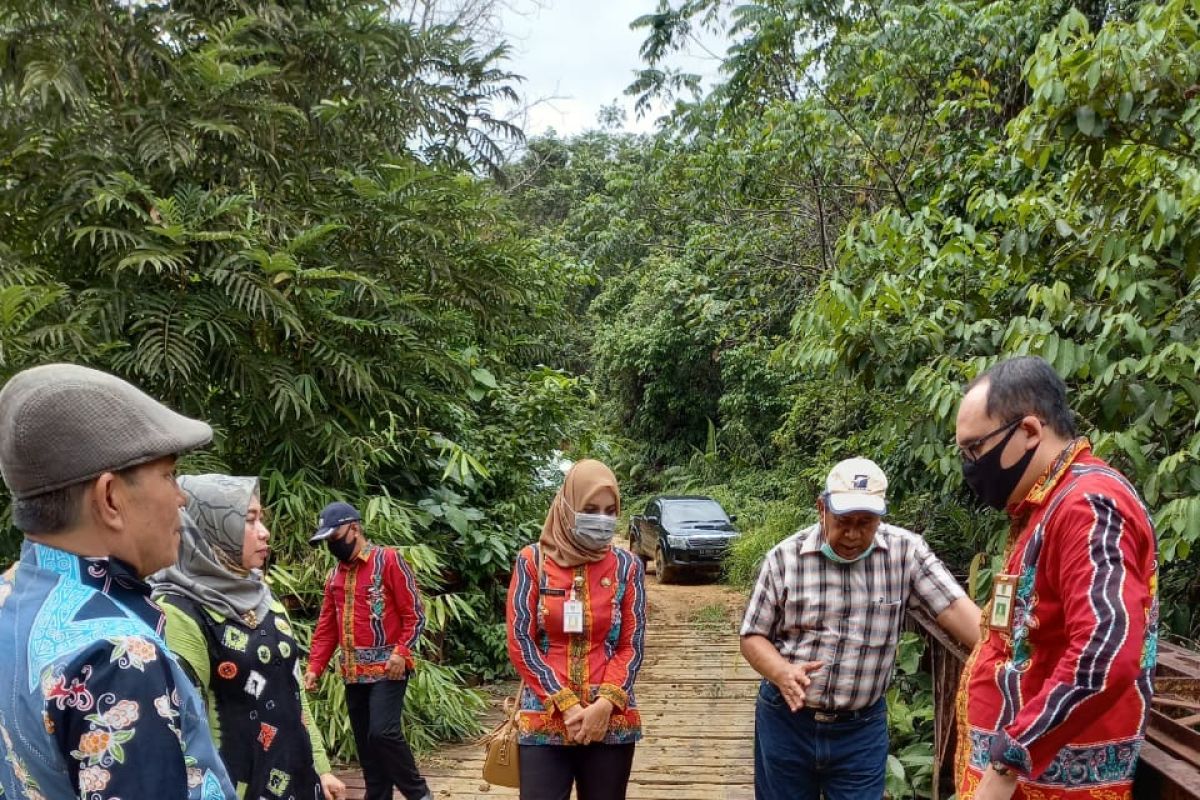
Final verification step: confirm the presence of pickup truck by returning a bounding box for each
[627,495,739,583]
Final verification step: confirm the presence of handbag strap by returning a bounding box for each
[505,542,545,723]
[535,542,546,590]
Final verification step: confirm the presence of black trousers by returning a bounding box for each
[518,743,636,800]
[345,679,430,800]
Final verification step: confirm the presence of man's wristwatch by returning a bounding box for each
[990,762,1013,777]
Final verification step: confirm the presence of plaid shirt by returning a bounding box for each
[741,522,964,711]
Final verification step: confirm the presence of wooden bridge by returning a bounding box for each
[337,584,1200,799]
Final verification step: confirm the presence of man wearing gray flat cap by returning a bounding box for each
[0,364,236,800]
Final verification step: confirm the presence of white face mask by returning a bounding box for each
[573,513,617,550]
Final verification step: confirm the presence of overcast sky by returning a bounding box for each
[495,0,727,136]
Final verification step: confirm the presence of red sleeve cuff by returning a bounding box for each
[392,645,416,671]
[990,731,1033,775]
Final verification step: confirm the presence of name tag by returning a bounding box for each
[563,599,584,633]
[990,574,1017,634]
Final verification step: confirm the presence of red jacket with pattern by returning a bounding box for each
[308,544,425,683]
[957,442,1158,798]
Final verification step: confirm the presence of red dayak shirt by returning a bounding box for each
[308,544,425,682]
[957,442,1158,798]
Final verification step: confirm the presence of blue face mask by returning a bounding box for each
[818,515,877,564]
[820,540,876,564]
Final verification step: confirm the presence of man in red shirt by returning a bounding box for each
[954,356,1158,800]
[303,501,432,800]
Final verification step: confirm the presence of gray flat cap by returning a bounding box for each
[0,363,213,499]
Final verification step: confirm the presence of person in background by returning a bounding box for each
[0,363,235,799]
[954,356,1157,800]
[506,459,647,800]
[152,474,346,800]
[304,502,432,800]
[741,457,981,800]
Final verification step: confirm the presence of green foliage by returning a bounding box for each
[0,0,582,753]
[511,0,1200,788]
[724,499,811,587]
[697,468,813,578]
[886,635,937,798]
[591,261,723,460]
[791,0,1200,629]
[284,614,486,761]
[689,603,732,630]
[521,0,1200,633]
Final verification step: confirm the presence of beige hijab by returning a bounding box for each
[539,459,622,568]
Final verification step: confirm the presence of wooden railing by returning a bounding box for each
[906,607,1200,799]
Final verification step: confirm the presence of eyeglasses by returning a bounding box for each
[957,417,1024,464]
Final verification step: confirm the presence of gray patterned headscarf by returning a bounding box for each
[151,474,272,625]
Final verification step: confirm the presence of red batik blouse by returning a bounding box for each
[506,544,647,746]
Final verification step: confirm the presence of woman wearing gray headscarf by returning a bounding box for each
[152,475,346,800]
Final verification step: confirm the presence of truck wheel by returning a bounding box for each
[655,545,677,584]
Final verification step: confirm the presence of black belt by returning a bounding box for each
[800,702,880,724]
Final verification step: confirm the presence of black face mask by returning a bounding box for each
[962,425,1038,510]
[327,535,358,563]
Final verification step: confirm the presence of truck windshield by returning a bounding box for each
[661,500,729,525]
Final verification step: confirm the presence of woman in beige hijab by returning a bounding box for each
[505,459,648,799]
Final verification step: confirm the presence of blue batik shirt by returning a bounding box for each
[0,541,235,800]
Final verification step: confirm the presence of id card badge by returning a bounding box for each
[563,597,584,633]
[990,574,1018,634]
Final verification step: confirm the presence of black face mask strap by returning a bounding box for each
[327,531,358,562]
[986,422,1024,463]
[963,423,1038,511]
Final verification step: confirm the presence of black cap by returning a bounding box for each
[310,501,361,543]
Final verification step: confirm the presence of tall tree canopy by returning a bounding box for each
[509,0,1200,655]
[0,0,584,754]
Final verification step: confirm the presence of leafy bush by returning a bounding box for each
[0,0,579,754]
[725,500,813,588]
[885,634,937,798]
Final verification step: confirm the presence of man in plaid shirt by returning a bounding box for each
[741,457,981,800]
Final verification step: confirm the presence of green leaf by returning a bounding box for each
[471,367,498,389]
[1076,105,1098,136]
[1118,92,1134,122]
[444,506,470,536]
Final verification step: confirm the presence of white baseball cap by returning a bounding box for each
[824,457,888,516]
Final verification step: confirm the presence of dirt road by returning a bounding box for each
[340,577,757,799]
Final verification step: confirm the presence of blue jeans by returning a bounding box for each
[754,680,888,800]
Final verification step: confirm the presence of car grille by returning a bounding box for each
[686,536,730,557]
